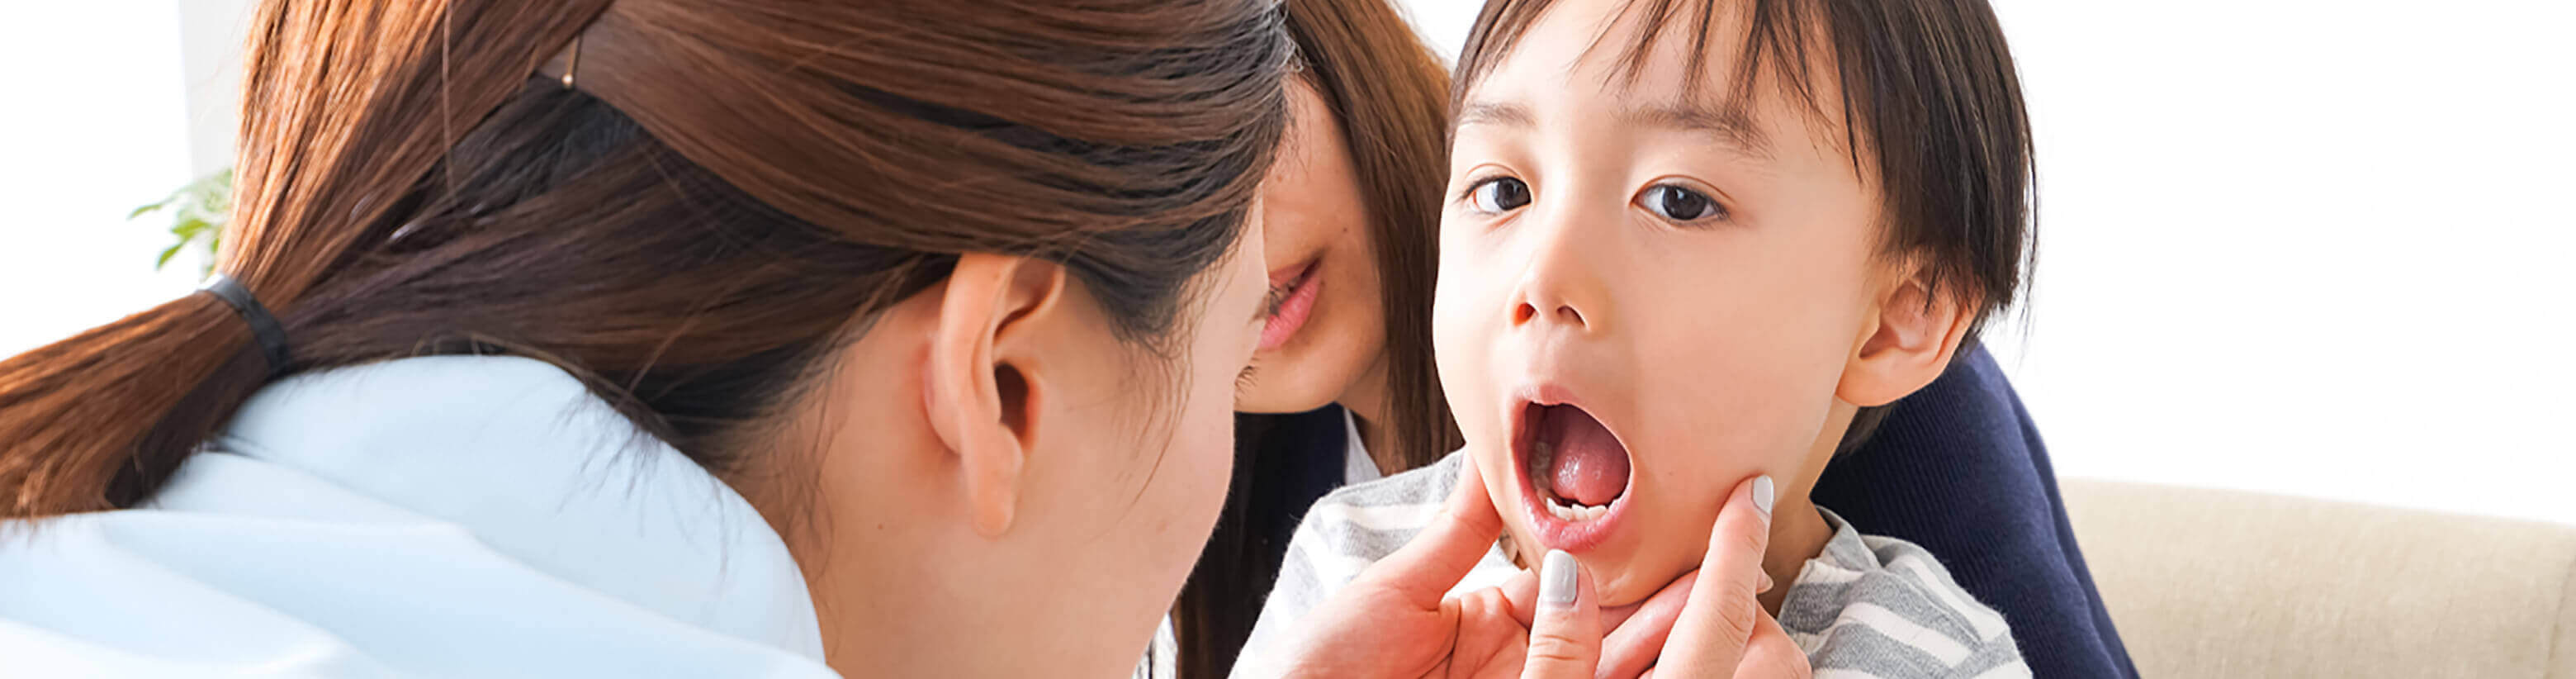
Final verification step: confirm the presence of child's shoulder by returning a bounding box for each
[1783,509,2027,677]
[1289,450,1468,563]
[1235,452,1485,676]
[1313,449,1466,513]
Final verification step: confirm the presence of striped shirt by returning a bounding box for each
[1233,452,2029,679]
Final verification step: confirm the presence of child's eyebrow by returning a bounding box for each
[1619,102,1773,161]
[1456,100,1536,128]
[1457,97,1775,162]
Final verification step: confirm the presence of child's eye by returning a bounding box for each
[1467,177,1532,214]
[1637,184,1730,224]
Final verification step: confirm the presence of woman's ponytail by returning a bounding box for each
[1,0,1286,521]
[0,292,276,517]
[0,0,611,520]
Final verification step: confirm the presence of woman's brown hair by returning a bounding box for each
[1171,0,1458,674]
[1303,1,1464,478]
[0,0,1290,519]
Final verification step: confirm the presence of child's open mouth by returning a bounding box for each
[1511,398,1636,553]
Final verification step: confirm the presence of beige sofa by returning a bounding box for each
[2062,480,2576,677]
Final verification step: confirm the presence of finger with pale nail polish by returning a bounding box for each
[1523,549,1603,679]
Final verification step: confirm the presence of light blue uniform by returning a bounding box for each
[0,357,836,677]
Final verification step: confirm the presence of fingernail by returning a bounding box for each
[1758,571,1776,594]
[1752,475,1775,518]
[1541,549,1579,607]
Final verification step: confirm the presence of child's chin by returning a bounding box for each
[1546,542,1680,608]
[1589,562,1669,609]
[1501,521,1660,607]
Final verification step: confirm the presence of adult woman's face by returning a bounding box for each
[765,217,1272,677]
[1238,79,1391,415]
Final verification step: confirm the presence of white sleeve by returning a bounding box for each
[1228,510,1338,679]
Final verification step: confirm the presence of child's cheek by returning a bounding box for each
[1609,485,1727,607]
[1474,449,1537,567]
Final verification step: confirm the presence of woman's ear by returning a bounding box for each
[1837,265,1977,407]
[922,253,1068,538]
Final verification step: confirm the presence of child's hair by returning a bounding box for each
[1454,0,2035,453]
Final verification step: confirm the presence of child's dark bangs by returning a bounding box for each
[1453,0,1857,158]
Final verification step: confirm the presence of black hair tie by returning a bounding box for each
[198,274,291,376]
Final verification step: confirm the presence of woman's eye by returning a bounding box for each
[1640,184,1727,223]
[1469,177,1532,213]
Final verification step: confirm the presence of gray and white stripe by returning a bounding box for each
[1234,453,2028,679]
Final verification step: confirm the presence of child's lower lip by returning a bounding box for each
[1516,472,1631,553]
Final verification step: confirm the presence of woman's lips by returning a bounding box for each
[1258,259,1322,350]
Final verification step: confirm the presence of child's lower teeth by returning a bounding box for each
[1532,441,1610,521]
[1543,495,1609,521]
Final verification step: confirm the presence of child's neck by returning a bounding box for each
[1759,492,1835,615]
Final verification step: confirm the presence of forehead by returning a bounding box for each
[1465,0,1850,159]
[1268,79,1330,174]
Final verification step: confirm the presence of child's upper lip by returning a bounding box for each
[1506,377,1636,458]
[1510,349,1603,409]
[1513,381,1585,409]
[1508,350,1622,416]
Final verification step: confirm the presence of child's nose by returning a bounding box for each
[1513,298,1586,329]
[1508,219,1610,335]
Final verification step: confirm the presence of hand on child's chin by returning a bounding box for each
[1494,476,1807,678]
[1274,468,1804,678]
[1492,566,1701,679]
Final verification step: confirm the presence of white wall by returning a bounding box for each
[0,2,204,354]
[3,1,2569,525]
[178,0,257,175]
[1970,0,2576,526]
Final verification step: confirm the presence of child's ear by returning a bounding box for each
[1838,264,1977,407]
[921,253,1068,539]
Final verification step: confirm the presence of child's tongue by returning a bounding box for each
[1543,406,1631,506]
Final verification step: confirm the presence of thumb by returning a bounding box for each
[1362,457,1507,607]
[1522,549,1603,679]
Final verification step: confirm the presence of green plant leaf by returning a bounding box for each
[135,168,235,273]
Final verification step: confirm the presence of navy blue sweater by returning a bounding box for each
[1814,347,2138,677]
[1183,346,2135,678]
